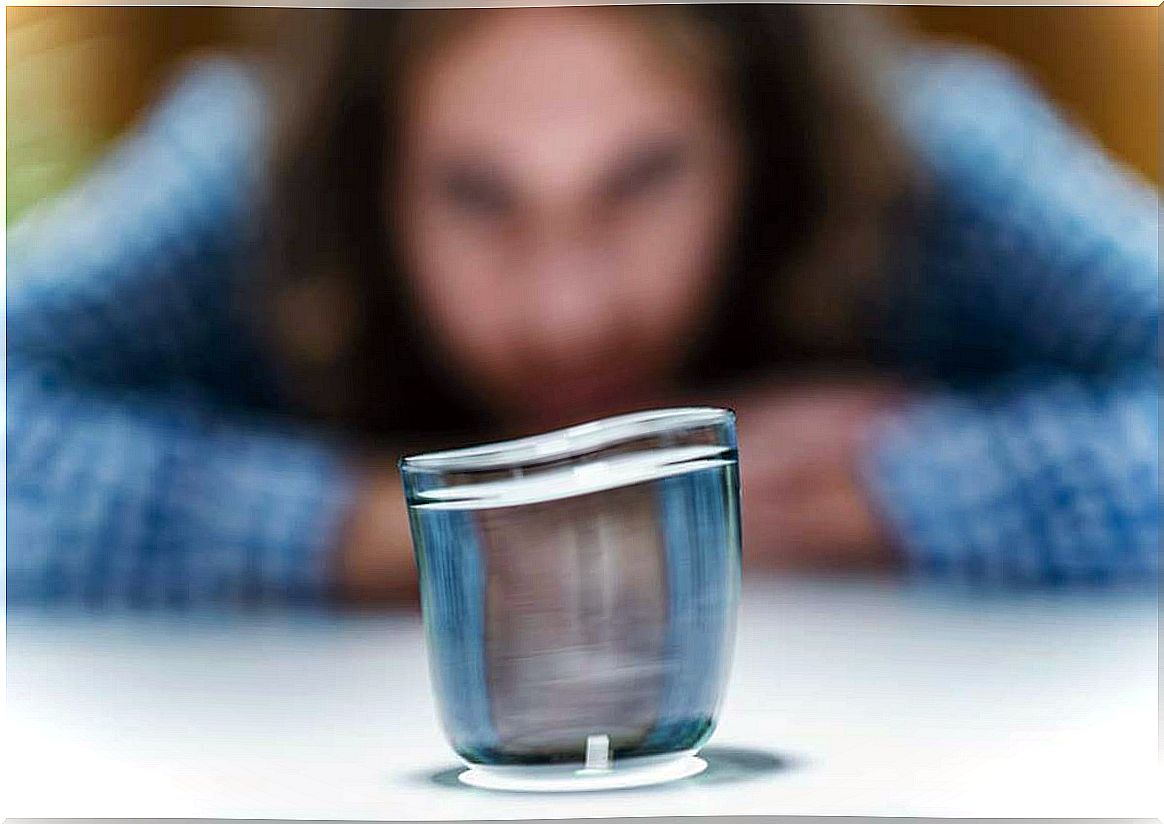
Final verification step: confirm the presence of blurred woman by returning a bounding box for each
[7,6,1158,607]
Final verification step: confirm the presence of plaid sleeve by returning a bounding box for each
[5,57,361,607]
[6,55,275,403]
[879,46,1158,380]
[863,370,1158,586]
[861,48,1160,586]
[6,358,357,608]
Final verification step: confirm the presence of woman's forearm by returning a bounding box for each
[863,370,1159,584]
[6,359,355,607]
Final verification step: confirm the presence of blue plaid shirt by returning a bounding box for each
[7,48,1159,606]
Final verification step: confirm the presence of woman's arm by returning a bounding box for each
[857,47,1160,585]
[7,55,277,405]
[864,370,1157,585]
[6,359,360,606]
[879,46,1157,380]
[6,56,421,607]
[8,347,422,607]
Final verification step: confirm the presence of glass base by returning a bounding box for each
[458,751,707,792]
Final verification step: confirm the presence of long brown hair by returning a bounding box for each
[257,5,912,449]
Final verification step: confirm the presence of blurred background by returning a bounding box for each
[6,5,1159,227]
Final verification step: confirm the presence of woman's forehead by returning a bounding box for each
[398,8,724,166]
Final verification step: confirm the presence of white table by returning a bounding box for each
[5,576,1159,821]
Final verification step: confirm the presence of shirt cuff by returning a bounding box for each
[161,418,359,605]
[858,382,1159,587]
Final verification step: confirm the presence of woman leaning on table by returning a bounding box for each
[6,6,1158,607]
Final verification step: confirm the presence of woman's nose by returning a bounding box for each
[520,231,627,367]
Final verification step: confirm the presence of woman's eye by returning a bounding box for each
[605,143,687,204]
[441,169,513,217]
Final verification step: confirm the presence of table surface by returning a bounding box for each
[5,576,1159,821]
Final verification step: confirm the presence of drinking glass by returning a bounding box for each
[400,407,741,792]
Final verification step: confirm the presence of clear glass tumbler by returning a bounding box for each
[400,407,741,792]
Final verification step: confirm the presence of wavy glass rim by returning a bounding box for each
[400,407,735,473]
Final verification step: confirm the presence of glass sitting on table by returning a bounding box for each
[401,408,741,791]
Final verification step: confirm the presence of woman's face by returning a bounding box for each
[394,8,743,431]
